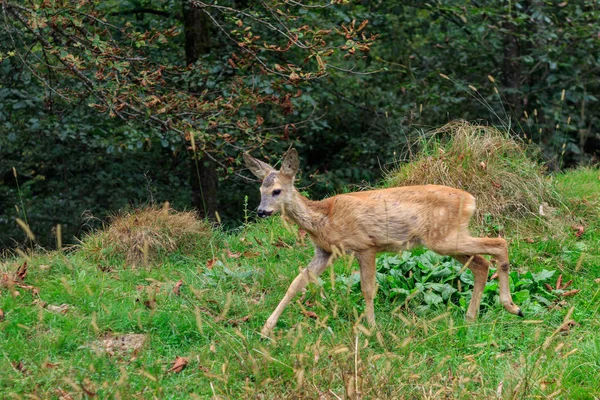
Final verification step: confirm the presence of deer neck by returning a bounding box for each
[283,191,328,234]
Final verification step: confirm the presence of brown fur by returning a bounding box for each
[243,149,522,336]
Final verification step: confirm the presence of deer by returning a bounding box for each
[243,149,523,336]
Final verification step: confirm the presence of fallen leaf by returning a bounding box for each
[143,299,156,310]
[0,273,10,287]
[206,258,217,269]
[97,264,113,273]
[199,365,210,373]
[572,225,584,237]
[16,283,36,291]
[561,289,580,297]
[225,315,251,326]
[173,279,183,295]
[253,237,263,246]
[523,238,534,243]
[303,310,318,319]
[13,361,27,374]
[47,304,69,314]
[168,356,188,373]
[227,249,242,258]
[33,299,48,308]
[16,262,28,281]
[81,380,97,397]
[39,264,51,271]
[480,161,487,170]
[594,278,600,284]
[43,361,60,369]
[242,251,260,258]
[496,381,504,398]
[559,319,579,335]
[549,300,568,310]
[491,181,502,189]
[275,238,292,248]
[546,274,578,295]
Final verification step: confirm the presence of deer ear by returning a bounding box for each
[280,148,299,177]
[243,153,275,180]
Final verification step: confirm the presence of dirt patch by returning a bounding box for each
[90,333,147,356]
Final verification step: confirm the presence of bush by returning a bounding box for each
[79,204,215,265]
[385,121,566,233]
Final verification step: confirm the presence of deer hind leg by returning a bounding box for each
[261,248,332,336]
[453,255,490,321]
[356,250,377,326]
[432,235,522,318]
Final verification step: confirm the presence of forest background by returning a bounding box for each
[1,0,598,249]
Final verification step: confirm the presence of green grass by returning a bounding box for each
[1,168,599,399]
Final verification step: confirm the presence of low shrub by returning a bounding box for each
[385,121,566,233]
[79,204,214,265]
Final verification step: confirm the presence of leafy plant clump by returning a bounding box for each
[386,121,565,232]
[369,250,564,315]
[79,204,214,265]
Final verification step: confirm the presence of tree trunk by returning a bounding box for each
[182,0,218,220]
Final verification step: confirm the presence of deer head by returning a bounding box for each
[243,149,299,218]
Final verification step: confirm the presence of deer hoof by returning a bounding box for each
[260,325,273,337]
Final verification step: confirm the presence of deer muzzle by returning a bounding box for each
[257,209,273,218]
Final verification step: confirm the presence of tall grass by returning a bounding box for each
[78,203,216,265]
[385,121,567,234]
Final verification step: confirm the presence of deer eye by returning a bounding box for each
[272,189,281,196]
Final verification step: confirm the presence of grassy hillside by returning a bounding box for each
[1,166,599,398]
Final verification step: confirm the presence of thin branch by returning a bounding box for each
[193,0,312,50]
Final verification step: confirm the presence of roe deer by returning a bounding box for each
[243,149,523,336]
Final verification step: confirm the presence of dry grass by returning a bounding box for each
[80,204,214,265]
[386,121,566,232]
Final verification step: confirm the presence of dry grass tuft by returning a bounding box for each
[386,121,565,231]
[80,204,214,265]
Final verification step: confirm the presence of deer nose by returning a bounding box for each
[257,209,273,218]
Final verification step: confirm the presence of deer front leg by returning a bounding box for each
[356,250,377,326]
[261,248,332,336]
